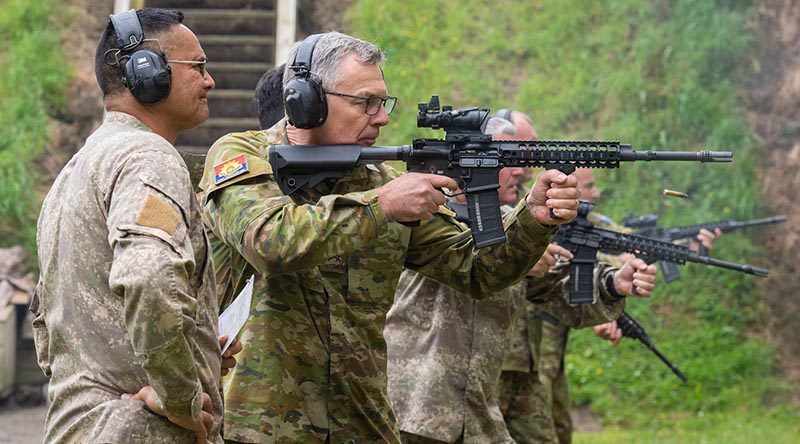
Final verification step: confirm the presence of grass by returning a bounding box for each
[0,0,73,255]
[346,0,789,436]
[574,406,800,443]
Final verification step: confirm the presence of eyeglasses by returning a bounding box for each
[325,91,397,115]
[167,58,208,76]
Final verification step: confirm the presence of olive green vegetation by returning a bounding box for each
[0,0,73,256]
[347,0,798,435]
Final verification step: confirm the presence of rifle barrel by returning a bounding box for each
[726,215,788,230]
[689,254,769,277]
[622,148,733,162]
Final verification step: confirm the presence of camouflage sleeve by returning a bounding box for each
[405,198,557,298]
[106,149,204,420]
[526,262,625,329]
[206,179,388,275]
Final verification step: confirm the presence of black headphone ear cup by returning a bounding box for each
[284,76,327,129]
[123,49,171,104]
[284,34,327,129]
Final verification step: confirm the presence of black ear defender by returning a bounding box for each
[284,34,327,129]
[108,10,171,104]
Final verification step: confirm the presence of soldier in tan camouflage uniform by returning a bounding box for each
[199,32,583,443]
[385,117,655,444]
[34,9,225,443]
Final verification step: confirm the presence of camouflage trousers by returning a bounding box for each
[495,369,558,443]
[400,431,460,443]
[538,318,573,444]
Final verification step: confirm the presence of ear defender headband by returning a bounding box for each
[284,34,328,129]
[495,108,513,122]
[108,9,172,104]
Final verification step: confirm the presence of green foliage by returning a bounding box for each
[574,406,800,443]
[347,0,782,428]
[0,0,73,253]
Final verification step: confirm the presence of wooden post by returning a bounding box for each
[275,0,297,67]
[113,0,131,13]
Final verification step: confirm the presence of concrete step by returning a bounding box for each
[147,0,275,10]
[208,89,257,119]
[201,34,274,64]
[207,61,270,90]
[180,9,276,36]
[176,117,259,147]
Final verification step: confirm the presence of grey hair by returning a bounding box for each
[283,32,385,90]
[484,117,517,137]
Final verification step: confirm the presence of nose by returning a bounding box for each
[205,71,216,91]
[370,106,390,127]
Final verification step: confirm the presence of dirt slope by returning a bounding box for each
[744,0,800,396]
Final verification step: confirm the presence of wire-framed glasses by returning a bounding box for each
[167,58,208,76]
[325,91,397,115]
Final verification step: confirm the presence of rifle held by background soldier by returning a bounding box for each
[554,201,768,304]
[617,312,687,382]
[622,213,786,282]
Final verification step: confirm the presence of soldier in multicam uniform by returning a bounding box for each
[33,9,226,443]
[384,117,654,444]
[535,169,720,444]
[199,31,582,443]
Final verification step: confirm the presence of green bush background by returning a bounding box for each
[0,0,71,255]
[346,0,798,436]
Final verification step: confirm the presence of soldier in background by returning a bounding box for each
[494,112,659,443]
[539,168,720,444]
[253,62,286,129]
[385,117,654,444]
[199,31,581,443]
[34,9,225,443]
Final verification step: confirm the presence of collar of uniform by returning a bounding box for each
[103,111,154,133]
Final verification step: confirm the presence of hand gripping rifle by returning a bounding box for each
[617,311,687,382]
[622,213,786,283]
[554,201,768,304]
[269,95,733,248]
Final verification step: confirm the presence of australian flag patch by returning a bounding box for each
[213,154,249,185]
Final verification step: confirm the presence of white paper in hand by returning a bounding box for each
[218,275,254,355]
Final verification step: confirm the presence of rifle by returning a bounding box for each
[554,201,768,304]
[622,213,786,282]
[269,95,733,248]
[617,312,687,382]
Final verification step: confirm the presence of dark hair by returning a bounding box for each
[94,8,184,98]
[254,63,286,129]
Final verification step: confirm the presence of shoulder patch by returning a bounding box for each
[136,194,181,235]
[213,154,249,185]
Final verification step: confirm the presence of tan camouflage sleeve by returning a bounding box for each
[207,179,388,275]
[106,149,204,420]
[526,262,626,328]
[405,199,557,298]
